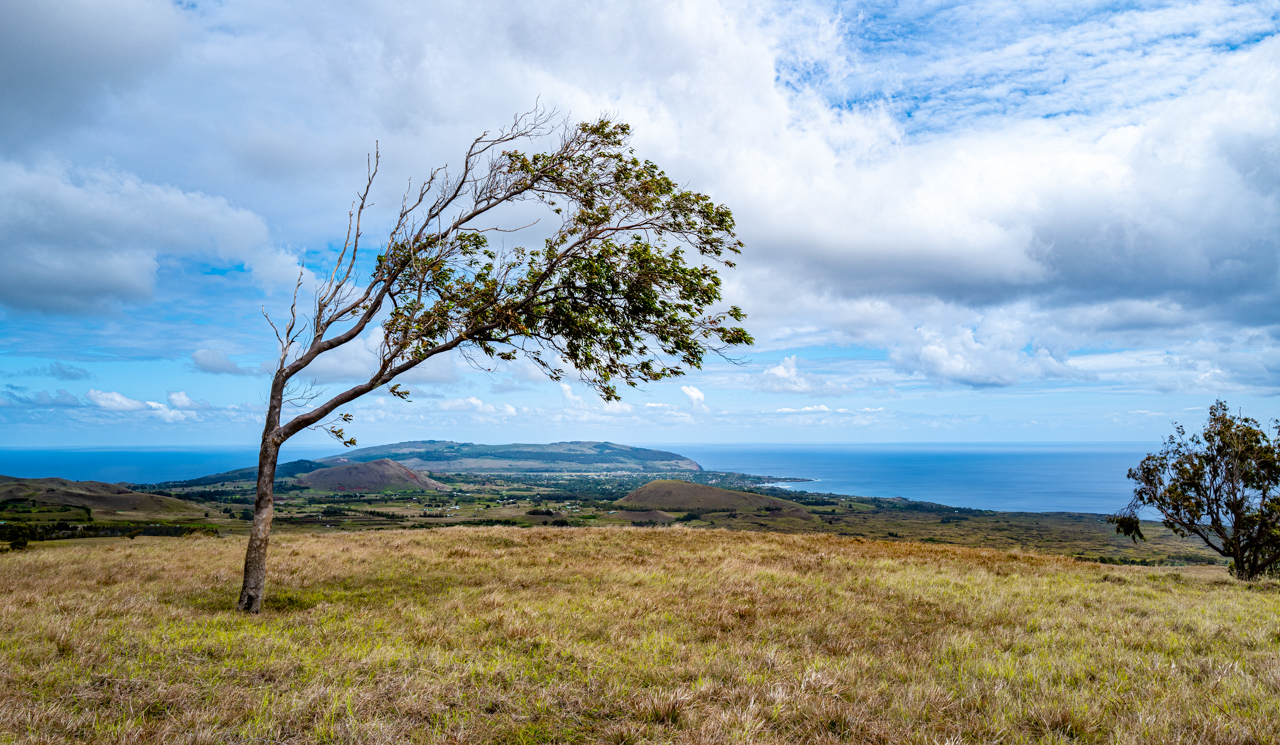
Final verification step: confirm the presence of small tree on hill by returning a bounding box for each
[236,111,752,612]
[1,524,30,551]
[1109,401,1280,580]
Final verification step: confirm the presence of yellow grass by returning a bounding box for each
[2,527,1279,744]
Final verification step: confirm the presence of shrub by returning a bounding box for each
[1110,401,1280,580]
[1,524,30,549]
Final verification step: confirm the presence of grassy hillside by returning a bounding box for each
[2,528,1278,743]
[0,476,204,521]
[21,466,1218,566]
[321,440,703,473]
[610,509,676,523]
[163,460,329,488]
[618,479,800,511]
[295,459,447,492]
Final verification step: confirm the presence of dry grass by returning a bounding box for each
[2,527,1279,744]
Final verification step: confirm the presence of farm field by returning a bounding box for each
[2,527,1278,744]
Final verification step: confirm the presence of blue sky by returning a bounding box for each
[3,0,1280,448]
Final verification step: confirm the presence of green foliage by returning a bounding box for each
[1,523,30,550]
[0,521,218,544]
[268,113,753,455]
[235,114,755,610]
[476,471,787,502]
[370,117,752,403]
[1110,401,1280,580]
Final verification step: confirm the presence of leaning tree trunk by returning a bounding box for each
[237,437,281,613]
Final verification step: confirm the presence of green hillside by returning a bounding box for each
[320,440,702,473]
[157,443,702,490]
[164,460,328,488]
[0,476,205,520]
[295,459,446,492]
[618,479,800,511]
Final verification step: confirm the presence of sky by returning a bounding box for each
[2,0,1280,449]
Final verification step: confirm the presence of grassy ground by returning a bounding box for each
[3,528,1279,744]
[4,489,1224,568]
[682,507,1223,565]
[7,468,1222,567]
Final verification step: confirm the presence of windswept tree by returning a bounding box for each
[1109,401,1280,580]
[237,112,751,612]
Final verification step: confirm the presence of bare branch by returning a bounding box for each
[236,110,752,612]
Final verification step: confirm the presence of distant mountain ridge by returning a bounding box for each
[321,440,701,474]
[159,441,701,488]
[166,460,329,488]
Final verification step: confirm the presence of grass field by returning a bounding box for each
[4,468,1221,567]
[3,528,1279,744]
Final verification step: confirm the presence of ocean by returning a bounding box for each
[0,442,1153,514]
[0,447,336,485]
[666,443,1151,514]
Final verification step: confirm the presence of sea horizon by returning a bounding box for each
[0,440,1151,515]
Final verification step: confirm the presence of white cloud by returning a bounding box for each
[0,387,80,408]
[559,383,585,406]
[85,388,149,411]
[721,27,1280,388]
[4,0,1280,429]
[166,390,210,410]
[681,385,709,413]
[438,396,516,415]
[145,401,195,423]
[759,355,854,396]
[0,0,182,146]
[192,349,262,376]
[0,161,284,312]
[85,387,195,422]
